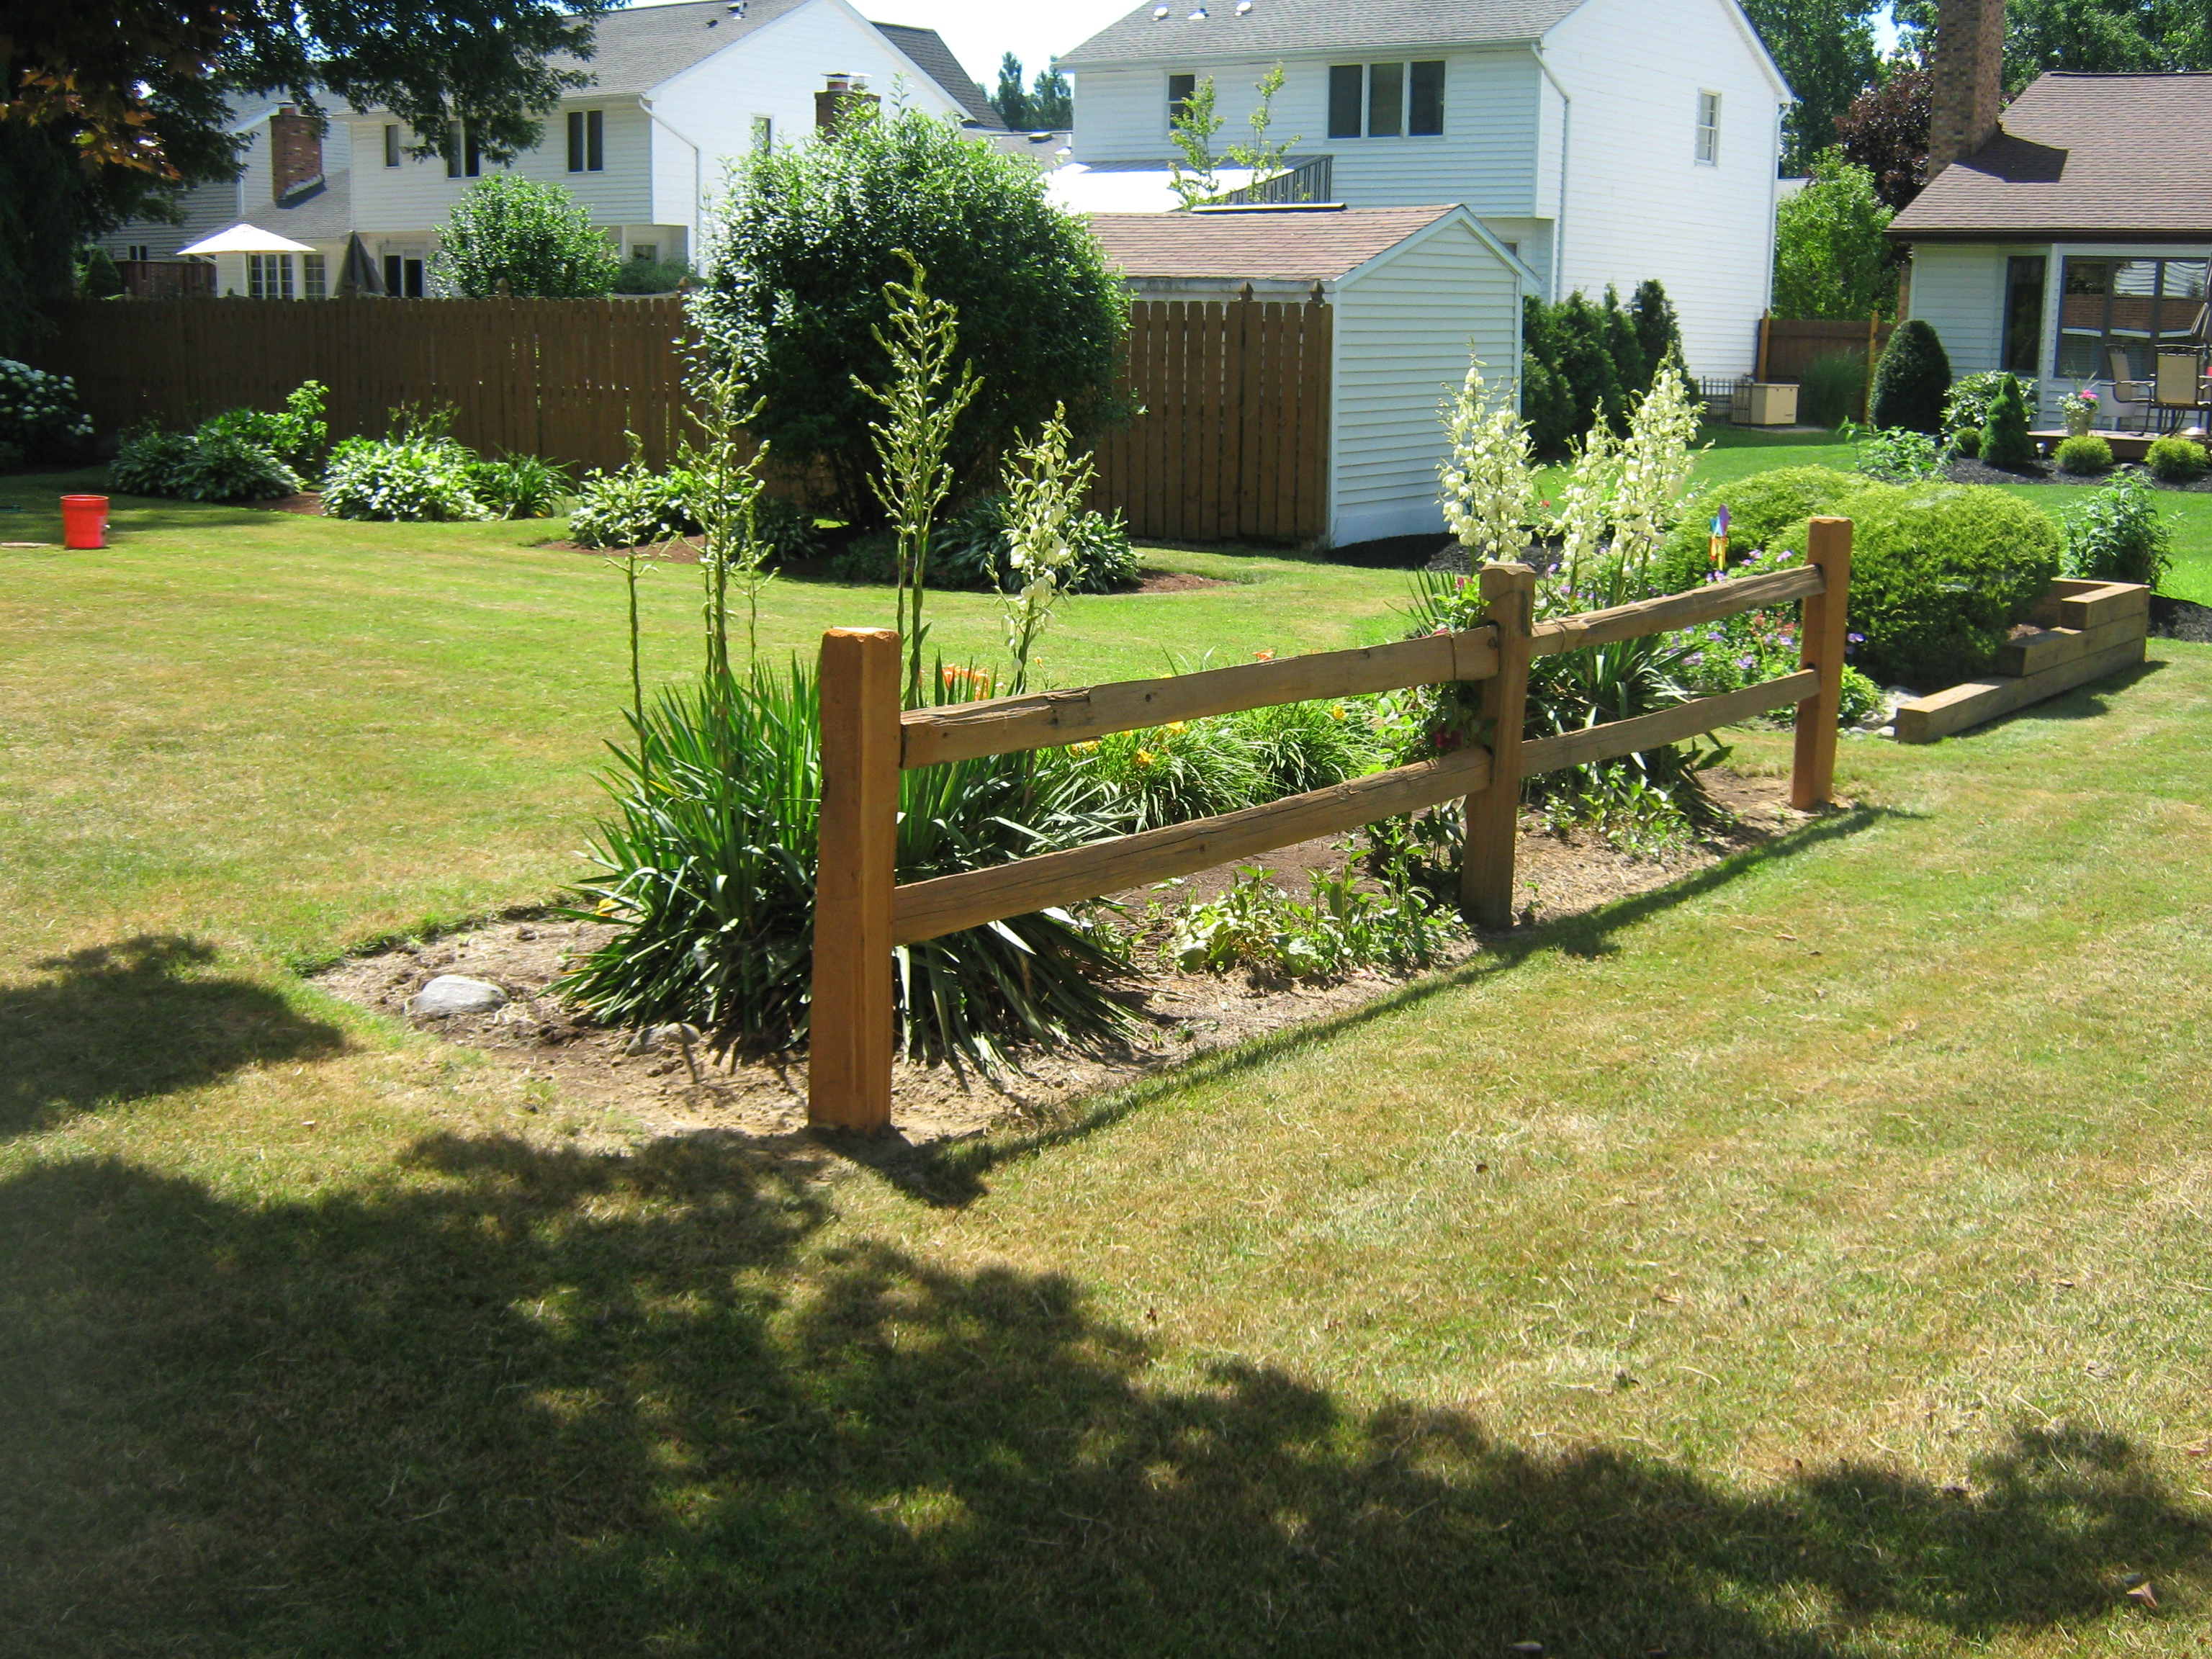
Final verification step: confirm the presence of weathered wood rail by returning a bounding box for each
[809,518,1856,1128]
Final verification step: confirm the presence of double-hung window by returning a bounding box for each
[248,253,295,300]
[383,125,402,167]
[567,109,604,172]
[1695,91,1720,164]
[446,121,481,178]
[1327,62,1444,138]
[301,252,327,299]
[1167,72,1196,129]
[750,114,773,153]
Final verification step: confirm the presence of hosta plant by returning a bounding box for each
[321,433,487,521]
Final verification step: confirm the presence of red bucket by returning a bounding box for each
[61,494,109,550]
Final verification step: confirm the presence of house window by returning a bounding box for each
[126,243,151,263]
[302,251,327,299]
[384,124,401,167]
[751,114,773,152]
[248,253,294,300]
[1695,91,1720,164]
[2001,255,2046,376]
[2057,256,2211,379]
[382,253,426,297]
[446,122,481,178]
[1328,63,1444,138]
[1167,73,1196,128]
[631,243,657,264]
[567,109,604,172]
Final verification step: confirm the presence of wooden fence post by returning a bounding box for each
[810,626,902,1130]
[1791,517,1853,810]
[1462,562,1537,927]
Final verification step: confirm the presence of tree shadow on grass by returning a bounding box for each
[0,936,346,1138]
[909,804,1910,1207]
[0,1133,2199,1655]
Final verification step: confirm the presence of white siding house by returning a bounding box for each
[1058,0,1791,377]
[1092,204,1534,544]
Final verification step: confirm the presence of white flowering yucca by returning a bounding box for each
[999,403,1092,691]
[0,358,94,457]
[1606,362,1704,577]
[1437,359,1534,566]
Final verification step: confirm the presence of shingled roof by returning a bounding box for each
[1890,73,2212,240]
[874,22,1005,127]
[1087,205,1460,282]
[1060,0,1585,70]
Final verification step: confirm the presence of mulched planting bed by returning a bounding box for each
[1946,457,2212,493]
[316,768,1820,1149]
[545,536,1223,593]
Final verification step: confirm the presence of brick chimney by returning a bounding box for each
[814,73,880,135]
[271,105,323,200]
[1927,0,2005,173]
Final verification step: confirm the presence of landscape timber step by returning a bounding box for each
[1894,579,2149,744]
[1997,613,2148,677]
[2030,579,2152,632]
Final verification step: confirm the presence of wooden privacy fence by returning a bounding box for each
[33,297,689,471]
[1091,294,1330,545]
[1757,317,1894,416]
[808,518,1856,1128]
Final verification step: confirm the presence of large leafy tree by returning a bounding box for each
[990,52,1028,130]
[695,105,1128,523]
[1773,151,1898,319]
[1028,66,1072,129]
[0,0,612,349]
[1835,60,1931,210]
[1738,0,1884,173]
[1892,0,2211,89]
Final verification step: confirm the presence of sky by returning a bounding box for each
[621,0,1136,96]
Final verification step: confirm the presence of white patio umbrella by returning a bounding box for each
[178,224,316,256]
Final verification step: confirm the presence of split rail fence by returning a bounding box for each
[808,518,1856,1128]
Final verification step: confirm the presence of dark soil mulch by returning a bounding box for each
[2151,595,2212,643]
[247,492,326,515]
[1945,457,2212,493]
[1325,532,1457,570]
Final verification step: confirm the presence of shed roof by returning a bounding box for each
[1890,73,2212,240]
[1059,0,1583,70]
[1087,204,1460,283]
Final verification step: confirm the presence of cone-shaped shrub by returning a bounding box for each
[1979,372,2039,470]
[1869,318,1951,432]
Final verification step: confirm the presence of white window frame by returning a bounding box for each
[750,114,773,153]
[302,251,327,299]
[383,124,402,167]
[1695,90,1720,166]
[248,253,295,300]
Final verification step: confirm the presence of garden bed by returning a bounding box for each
[316,768,1815,1147]
[1944,457,2212,493]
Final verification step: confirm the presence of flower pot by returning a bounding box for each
[2064,400,2096,438]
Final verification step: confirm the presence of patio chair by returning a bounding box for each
[2154,349,2211,433]
[2108,350,2153,431]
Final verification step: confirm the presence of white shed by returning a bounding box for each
[1087,204,1532,549]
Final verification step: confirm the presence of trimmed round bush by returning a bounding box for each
[1951,425,1982,459]
[2053,433,2113,475]
[1657,465,1866,591]
[1779,483,2062,688]
[2145,435,2207,482]
[322,434,487,521]
[1869,319,1951,433]
[1978,372,2038,471]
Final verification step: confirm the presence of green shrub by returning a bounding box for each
[469,452,570,518]
[108,428,197,496]
[197,381,328,474]
[567,459,703,547]
[173,431,302,502]
[1231,698,1382,797]
[1797,353,1866,429]
[2052,433,2113,475]
[1679,544,1884,724]
[0,358,94,457]
[1978,372,2038,470]
[559,666,1131,1065]
[1166,862,1462,980]
[1777,483,2061,686]
[930,493,1138,593]
[753,498,824,564]
[2063,470,2170,588]
[2145,435,2207,482]
[321,433,487,521]
[1853,426,1946,483]
[1058,717,1267,833]
[1657,465,1864,591]
[432,174,621,298]
[1951,425,1982,459]
[1869,318,1951,433]
[1941,369,2010,449]
[611,257,691,295]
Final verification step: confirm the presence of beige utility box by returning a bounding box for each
[1730,381,1799,426]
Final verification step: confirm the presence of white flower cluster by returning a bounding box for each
[1437,359,1535,566]
[0,357,95,452]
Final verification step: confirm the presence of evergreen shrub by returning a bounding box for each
[1978,372,2039,470]
[1656,465,1864,591]
[2145,436,2207,482]
[2052,434,2113,475]
[1869,318,1951,432]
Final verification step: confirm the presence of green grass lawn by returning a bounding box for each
[6,476,2212,1654]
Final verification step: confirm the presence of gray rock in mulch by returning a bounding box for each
[408,975,510,1017]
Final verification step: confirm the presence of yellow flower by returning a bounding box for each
[1330,704,1346,721]
[1071,740,1099,756]
[1133,750,1156,768]
[1165,721,1187,734]
[594,896,619,917]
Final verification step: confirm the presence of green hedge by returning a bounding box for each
[1657,465,1866,592]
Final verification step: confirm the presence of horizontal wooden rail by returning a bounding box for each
[1529,564,1825,659]
[891,745,1495,945]
[899,626,1500,769]
[1522,670,1820,775]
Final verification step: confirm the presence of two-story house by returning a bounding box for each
[103,0,1001,297]
[1056,0,1792,376]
